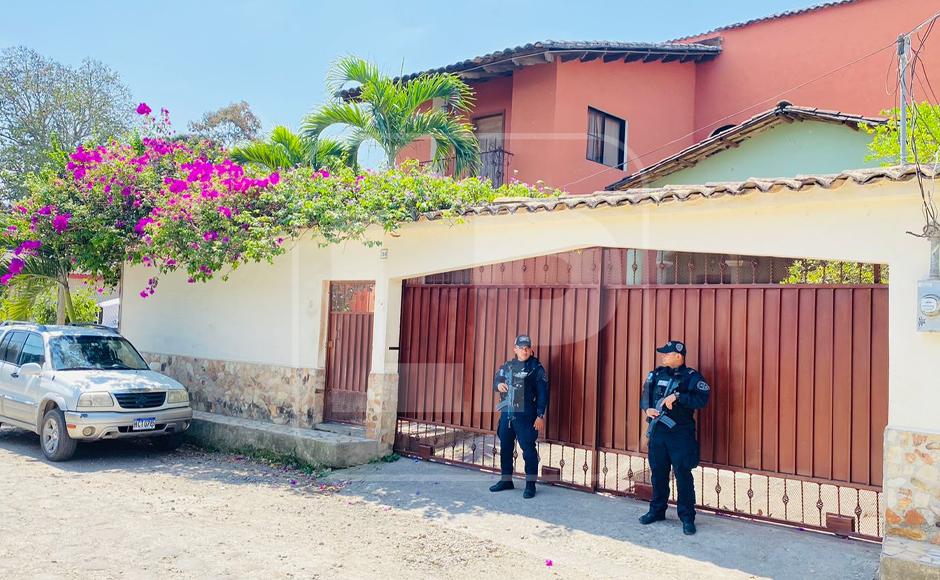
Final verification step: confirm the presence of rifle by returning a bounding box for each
[646,376,681,438]
[495,369,523,423]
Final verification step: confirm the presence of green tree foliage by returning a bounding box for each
[0,285,100,324]
[861,102,940,165]
[1,105,554,314]
[302,57,480,174]
[230,126,353,171]
[188,101,262,148]
[780,259,888,284]
[0,46,132,201]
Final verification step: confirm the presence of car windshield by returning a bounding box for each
[50,335,149,371]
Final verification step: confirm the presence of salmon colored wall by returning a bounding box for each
[551,59,698,193]
[504,61,560,186]
[685,0,940,141]
[470,75,513,148]
[397,100,433,168]
[400,0,939,192]
[398,139,431,168]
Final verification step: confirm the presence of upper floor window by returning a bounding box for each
[586,107,626,168]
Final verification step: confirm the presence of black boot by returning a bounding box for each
[682,521,696,535]
[639,511,666,525]
[489,480,514,492]
[523,482,536,499]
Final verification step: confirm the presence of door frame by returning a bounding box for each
[323,281,375,424]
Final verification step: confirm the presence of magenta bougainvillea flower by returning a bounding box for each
[168,179,187,194]
[7,258,25,276]
[52,213,71,234]
[135,217,155,235]
[1,258,26,285]
[2,103,547,300]
[14,240,42,255]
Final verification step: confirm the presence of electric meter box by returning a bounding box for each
[917,279,940,332]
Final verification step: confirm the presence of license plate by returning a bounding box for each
[133,417,156,431]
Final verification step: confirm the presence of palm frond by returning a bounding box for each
[1,275,55,321]
[0,255,62,322]
[406,110,480,175]
[402,73,475,116]
[313,137,357,170]
[308,56,481,171]
[301,102,374,140]
[326,56,383,97]
[269,126,312,164]
[229,141,293,171]
[345,128,385,168]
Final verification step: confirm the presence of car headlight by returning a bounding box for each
[166,390,189,404]
[77,392,114,408]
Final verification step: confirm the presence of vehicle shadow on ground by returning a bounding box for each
[326,458,881,580]
[0,427,329,488]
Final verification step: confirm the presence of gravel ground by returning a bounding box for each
[0,425,880,579]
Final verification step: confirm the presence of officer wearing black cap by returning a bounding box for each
[489,334,549,499]
[639,340,710,535]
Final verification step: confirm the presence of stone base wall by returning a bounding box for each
[364,372,399,449]
[146,353,325,428]
[880,426,940,579]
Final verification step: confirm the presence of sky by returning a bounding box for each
[1,0,831,134]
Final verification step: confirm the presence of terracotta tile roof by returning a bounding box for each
[606,102,886,190]
[672,0,861,42]
[397,41,720,82]
[421,165,935,221]
[340,41,721,99]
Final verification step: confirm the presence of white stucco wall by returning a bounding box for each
[122,178,940,433]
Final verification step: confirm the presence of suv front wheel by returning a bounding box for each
[41,408,78,461]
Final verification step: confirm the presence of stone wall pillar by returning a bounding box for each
[364,275,402,448]
[879,426,940,579]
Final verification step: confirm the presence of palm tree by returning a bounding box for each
[0,254,76,324]
[229,126,353,172]
[302,57,480,175]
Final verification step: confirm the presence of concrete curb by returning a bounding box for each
[186,411,383,468]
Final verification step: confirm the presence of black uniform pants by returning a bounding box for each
[497,413,539,482]
[648,423,699,523]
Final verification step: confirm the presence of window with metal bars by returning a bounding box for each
[586,107,626,168]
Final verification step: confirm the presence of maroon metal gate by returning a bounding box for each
[324,282,375,424]
[395,248,888,541]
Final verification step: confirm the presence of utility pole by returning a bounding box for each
[898,34,911,164]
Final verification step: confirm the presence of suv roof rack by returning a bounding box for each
[0,320,47,330]
[66,323,119,333]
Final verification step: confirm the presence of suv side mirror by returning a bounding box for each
[148,361,162,372]
[20,362,42,376]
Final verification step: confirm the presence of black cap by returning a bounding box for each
[514,334,532,348]
[656,340,686,355]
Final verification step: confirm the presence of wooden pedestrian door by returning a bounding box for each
[396,248,889,541]
[324,282,375,424]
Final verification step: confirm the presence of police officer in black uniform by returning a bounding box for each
[488,335,549,499]
[639,340,710,535]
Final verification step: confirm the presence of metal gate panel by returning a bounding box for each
[324,282,374,424]
[396,248,889,540]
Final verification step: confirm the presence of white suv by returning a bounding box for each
[0,323,192,461]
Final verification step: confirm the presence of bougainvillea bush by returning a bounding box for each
[0,104,556,311]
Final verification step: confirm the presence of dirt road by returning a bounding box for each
[0,426,879,579]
